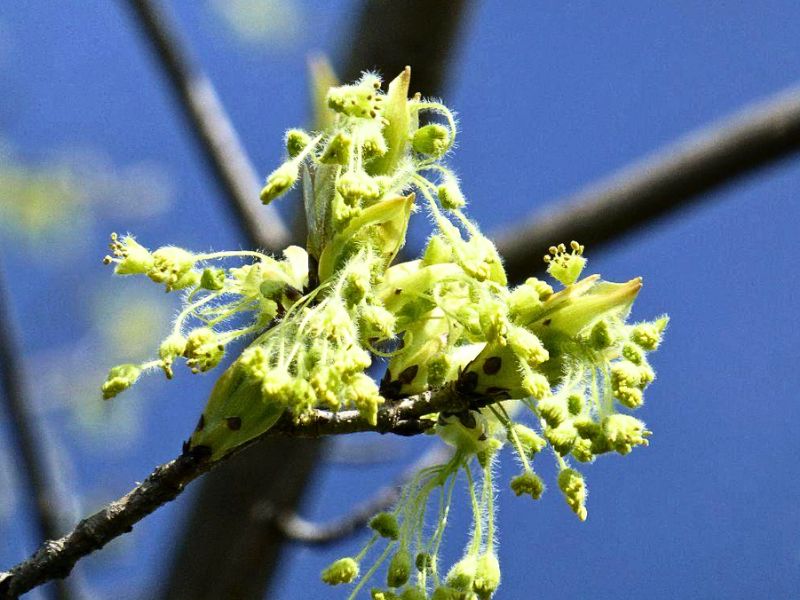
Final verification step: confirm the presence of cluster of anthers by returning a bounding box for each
[101,68,667,599]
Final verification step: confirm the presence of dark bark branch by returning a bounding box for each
[0,385,487,598]
[495,85,800,282]
[124,0,290,252]
[0,264,74,600]
[274,445,455,546]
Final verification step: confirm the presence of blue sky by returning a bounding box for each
[1,2,799,598]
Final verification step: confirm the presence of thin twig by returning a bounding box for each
[125,0,290,252]
[0,264,74,600]
[0,385,491,598]
[274,444,455,546]
[495,84,800,282]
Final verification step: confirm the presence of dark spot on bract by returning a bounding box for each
[482,356,502,375]
[380,369,392,386]
[226,416,242,431]
[380,379,402,400]
[455,371,478,394]
[477,433,487,442]
[394,288,402,295]
[542,318,552,326]
[182,439,190,454]
[195,414,205,432]
[398,364,419,384]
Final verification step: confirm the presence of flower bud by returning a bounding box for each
[200,267,225,291]
[148,246,196,291]
[536,396,567,427]
[630,316,668,351]
[361,304,396,340]
[285,128,311,158]
[327,76,383,119]
[511,424,547,456]
[446,555,476,591]
[602,414,651,455]
[347,373,383,425]
[422,234,453,265]
[589,319,613,350]
[558,468,588,521]
[108,234,153,275]
[472,552,501,598]
[371,590,400,600]
[337,171,381,204]
[101,364,141,399]
[412,124,449,156]
[507,326,549,367]
[400,587,426,600]
[368,512,399,540]
[415,552,432,573]
[183,328,225,373]
[543,241,587,286]
[320,132,352,165]
[159,333,187,378]
[521,372,550,400]
[546,422,578,455]
[260,160,299,204]
[387,550,411,587]
[510,471,544,499]
[321,557,359,585]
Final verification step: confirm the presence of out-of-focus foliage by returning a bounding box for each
[208,0,302,47]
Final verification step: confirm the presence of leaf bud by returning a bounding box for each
[321,557,359,585]
[589,319,613,350]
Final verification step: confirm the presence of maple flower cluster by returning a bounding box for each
[101,68,667,599]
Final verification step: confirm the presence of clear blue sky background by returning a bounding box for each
[1,2,799,599]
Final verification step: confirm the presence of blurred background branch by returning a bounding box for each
[495,84,800,281]
[0,265,74,600]
[126,0,290,252]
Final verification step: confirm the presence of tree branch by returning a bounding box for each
[495,84,800,282]
[0,385,487,598]
[124,0,290,252]
[273,445,455,546]
[0,263,74,600]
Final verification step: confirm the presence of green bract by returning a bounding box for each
[101,67,668,599]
